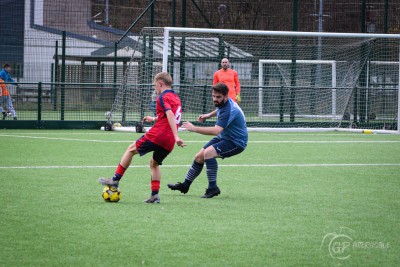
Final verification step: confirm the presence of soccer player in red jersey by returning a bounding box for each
[213,58,241,103]
[99,72,185,203]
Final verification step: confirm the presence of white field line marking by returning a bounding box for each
[1,163,400,169]
[0,132,378,136]
[0,134,399,144]
[0,134,130,143]
[247,141,400,143]
[0,132,117,135]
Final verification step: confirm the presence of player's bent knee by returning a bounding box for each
[203,146,218,159]
[127,144,138,154]
[150,158,159,169]
[194,151,205,163]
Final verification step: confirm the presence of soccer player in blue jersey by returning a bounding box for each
[168,82,248,198]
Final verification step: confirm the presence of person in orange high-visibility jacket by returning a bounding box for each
[0,78,17,120]
[213,58,241,103]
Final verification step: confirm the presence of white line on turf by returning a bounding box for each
[247,141,400,143]
[1,163,399,169]
[0,132,117,135]
[0,132,377,136]
[0,134,130,143]
[0,134,399,143]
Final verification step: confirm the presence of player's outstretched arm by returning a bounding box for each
[182,121,223,136]
[198,110,217,122]
[143,116,157,123]
[165,110,186,147]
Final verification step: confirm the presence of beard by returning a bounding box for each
[214,99,225,108]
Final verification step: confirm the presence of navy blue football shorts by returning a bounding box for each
[203,137,245,159]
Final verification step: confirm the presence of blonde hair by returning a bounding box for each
[154,72,173,87]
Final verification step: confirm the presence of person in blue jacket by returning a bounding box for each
[0,64,18,84]
[0,64,18,120]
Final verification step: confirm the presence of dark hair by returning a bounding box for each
[3,64,10,68]
[212,82,229,96]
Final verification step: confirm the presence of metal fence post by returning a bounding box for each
[397,44,400,133]
[113,42,117,85]
[202,84,208,115]
[50,62,54,106]
[54,40,59,111]
[384,0,389,33]
[280,86,285,123]
[38,82,42,127]
[359,0,367,123]
[290,0,299,122]
[61,31,66,121]
[353,86,358,123]
[169,0,176,78]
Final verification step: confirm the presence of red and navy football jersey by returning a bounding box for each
[144,89,182,152]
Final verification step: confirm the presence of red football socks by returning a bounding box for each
[112,163,126,181]
[151,180,160,196]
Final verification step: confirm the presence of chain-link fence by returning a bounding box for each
[0,0,399,128]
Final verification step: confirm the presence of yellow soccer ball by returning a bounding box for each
[102,186,122,202]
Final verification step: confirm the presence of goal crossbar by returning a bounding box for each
[96,27,400,133]
[158,27,400,133]
[162,27,400,38]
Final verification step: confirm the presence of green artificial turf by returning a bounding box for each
[0,130,399,266]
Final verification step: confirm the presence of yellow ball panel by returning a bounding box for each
[101,186,121,202]
[109,192,121,202]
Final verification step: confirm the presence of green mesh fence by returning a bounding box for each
[0,0,399,129]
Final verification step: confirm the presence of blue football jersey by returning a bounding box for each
[216,98,248,148]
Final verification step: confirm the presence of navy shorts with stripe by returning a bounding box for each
[203,137,244,159]
[135,135,170,165]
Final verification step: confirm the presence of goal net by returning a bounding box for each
[107,27,400,133]
[258,59,338,119]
